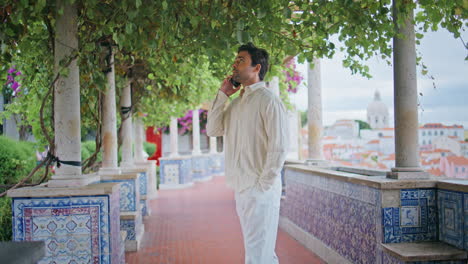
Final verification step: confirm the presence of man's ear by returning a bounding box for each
[254,64,261,74]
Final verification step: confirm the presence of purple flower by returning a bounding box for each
[16,71,22,76]
[7,75,14,82]
[7,67,15,74]
[12,81,20,91]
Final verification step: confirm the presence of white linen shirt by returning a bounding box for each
[207,81,289,193]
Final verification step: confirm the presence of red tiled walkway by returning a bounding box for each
[126,176,324,264]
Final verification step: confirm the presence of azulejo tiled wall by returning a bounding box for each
[192,155,208,180]
[12,194,123,264]
[138,172,148,216]
[382,189,438,243]
[280,168,381,264]
[209,154,224,175]
[120,216,143,244]
[159,158,192,185]
[101,179,138,212]
[438,189,467,250]
[138,172,147,196]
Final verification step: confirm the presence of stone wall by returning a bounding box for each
[280,168,382,263]
[280,166,468,264]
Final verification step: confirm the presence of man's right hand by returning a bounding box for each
[219,76,241,97]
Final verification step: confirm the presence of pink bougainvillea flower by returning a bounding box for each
[11,81,20,91]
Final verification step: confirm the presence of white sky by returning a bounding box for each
[289,28,468,128]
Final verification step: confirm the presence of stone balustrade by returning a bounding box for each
[100,172,143,252]
[159,153,224,189]
[280,164,468,264]
[8,181,125,263]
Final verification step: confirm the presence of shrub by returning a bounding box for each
[143,142,156,157]
[0,197,12,241]
[0,136,36,185]
[0,136,38,241]
[81,140,102,163]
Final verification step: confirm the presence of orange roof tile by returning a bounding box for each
[446,156,468,166]
[433,148,451,153]
[420,123,464,129]
[377,163,388,169]
[427,168,443,177]
[383,154,396,161]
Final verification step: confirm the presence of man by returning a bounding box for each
[207,43,288,264]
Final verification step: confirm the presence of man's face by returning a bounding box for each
[232,51,258,83]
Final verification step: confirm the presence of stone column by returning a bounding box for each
[48,1,100,187]
[192,109,202,155]
[100,46,119,173]
[209,137,217,154]
[120,79,134,168]
[307,59,325,163]
[134,117,145,162]
[169,117,179,157]
[388,0,427,179]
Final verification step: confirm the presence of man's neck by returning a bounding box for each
[242,77,261,87]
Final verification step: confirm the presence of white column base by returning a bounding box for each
[120,162,135,169]
[193,175,213,183]
[99,167,122,176]
[159,182,194,190]
[387,167,431,180]
[47,173,100,187]
[304,159,330,167]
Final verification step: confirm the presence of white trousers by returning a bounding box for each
[235,177,282,264]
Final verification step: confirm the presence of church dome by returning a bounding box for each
[367,90,388,116]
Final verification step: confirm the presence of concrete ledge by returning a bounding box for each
[193,176,213,182]
[7,182,120,197]
[100,172,139,180]
[279,216,350,264]
[120,212,144,252]
[0,241,46,264]
[159,182,194,190]
[159,155,192,161]
[381,242,467,262]
[437,179,468,192]
[121,166,147,174]
[286,164,440,190]
[47,173,101,188]
[120,212,138,220]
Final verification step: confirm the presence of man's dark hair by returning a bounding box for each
[238,42,269,81]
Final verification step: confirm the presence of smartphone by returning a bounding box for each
[229,78,241,88]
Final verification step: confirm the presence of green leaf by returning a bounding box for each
[257,10,266,19]
[36,0,46,11]
[236,19,245,31]
[236,30,243,43]
[162,1,168,10]
[125,23,134,34]
[283,7,292,19]
[136,0,142,8]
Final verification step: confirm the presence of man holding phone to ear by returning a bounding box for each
[207,43,288,264]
